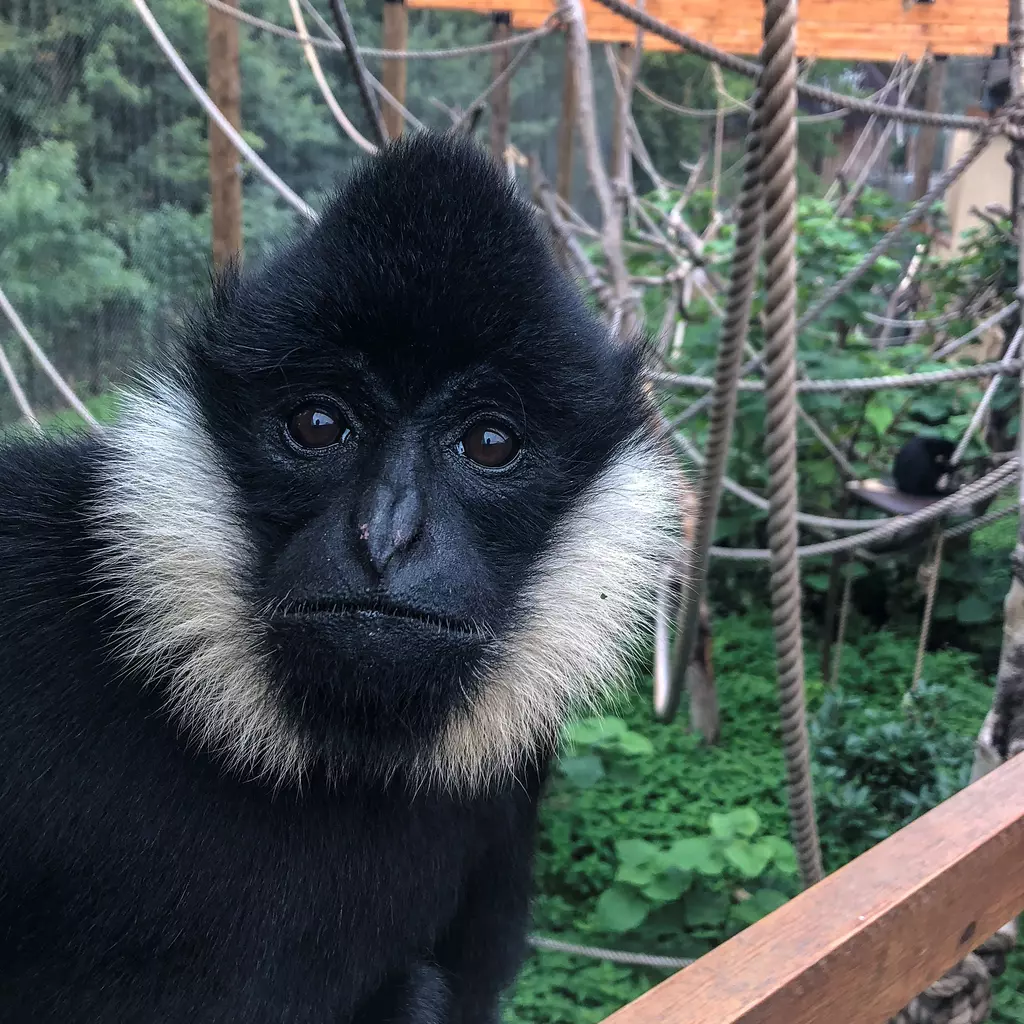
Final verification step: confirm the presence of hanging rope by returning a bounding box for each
[911,525,945,692]
[829,573,853,687]
[758,0,823,887]
[659,96,764,723]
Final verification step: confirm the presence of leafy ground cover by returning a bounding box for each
[507,607,1024,1023]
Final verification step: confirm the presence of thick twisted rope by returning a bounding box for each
[661,97,764,723]
[758,0,823,888]
[654,360,1024,395]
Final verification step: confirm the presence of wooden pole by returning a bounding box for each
[381,0,408,140]
[912,54,947,201]
[555,51,577,203]
[608,43,631,189]
[207,0,243,268]
[489,13,512,163]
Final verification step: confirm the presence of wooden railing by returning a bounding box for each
[599,752,1024,1024]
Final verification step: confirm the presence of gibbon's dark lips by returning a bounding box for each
[274,598,482,638]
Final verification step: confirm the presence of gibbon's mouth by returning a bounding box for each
[274,597,482,638]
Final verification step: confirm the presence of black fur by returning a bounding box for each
[0,133,666,1021]
[892,434,958,497]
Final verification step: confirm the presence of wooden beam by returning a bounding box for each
[609,42,631,191]
[406,0,1008,57]
[381,0,408,139]
[913,54,948,200]
[207,0,243,269]
[600,752,1024,1024]
[489,12,512,163]
[556,50,577,203]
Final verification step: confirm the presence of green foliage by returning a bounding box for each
[592,807,797,936]
[811,680,976,868]
[558,715,656,789]
[507,615,1023,1024]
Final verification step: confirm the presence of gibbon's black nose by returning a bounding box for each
[362,483,424,575]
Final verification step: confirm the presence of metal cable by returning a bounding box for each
[660,100,764,723]
[654,359,1024,394]
[943,502,1017,540]
[527,935,694,969]
[589,0,1022,138]
[0,285,100,430]
[200,0,556,58]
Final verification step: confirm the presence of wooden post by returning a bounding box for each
[489,13,512,163]
[555,51,577,203]
[912,54,947,201]
[207,0,243,268]
[608,43,631,189]
[381,0,408,140]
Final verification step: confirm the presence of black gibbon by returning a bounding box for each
[0,132,686,1022]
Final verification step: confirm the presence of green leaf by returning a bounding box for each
[709,812,736,840]
[682,885,731,928]
[732,888,790,926]
[759,836,799,875]
[614,730,656,757]
[564,716,627,749]
[594,885,651,933]
[665,837,725,875]
[726,807,761,838]
[955,595,995,625]
[558,755,604,788]
[615,838,661,867]
[615,861,657,886]
[865,400,895,437]
[724,838,773,878]
[804,572,831,593]
[642,868,692,904]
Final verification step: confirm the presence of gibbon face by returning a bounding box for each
[95,133,686,793]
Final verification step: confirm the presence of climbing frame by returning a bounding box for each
[407,0,1011,58]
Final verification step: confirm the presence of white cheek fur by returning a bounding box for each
[91,379,688,794]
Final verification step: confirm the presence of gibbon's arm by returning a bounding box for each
[434,788,542,1023]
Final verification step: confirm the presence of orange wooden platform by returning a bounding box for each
[406,0,1010,59]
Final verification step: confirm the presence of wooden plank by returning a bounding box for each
[207,0,243,269]
[599,752,1024,1024]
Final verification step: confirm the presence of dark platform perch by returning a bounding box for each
[847,478,962,517]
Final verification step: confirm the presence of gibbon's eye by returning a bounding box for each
[286,401,350,451]
[456,422,521,470]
